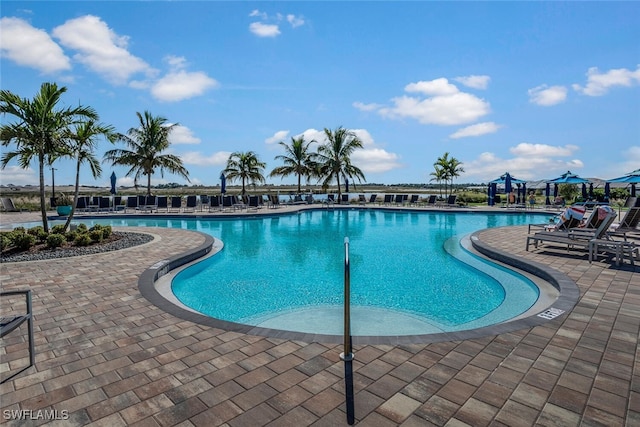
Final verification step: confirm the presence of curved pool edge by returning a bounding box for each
[138,226,580,345]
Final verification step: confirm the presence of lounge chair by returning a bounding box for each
[394,194,404,205]
[156,196,168,213]
[341,194,350,204]
[208,195,220,212]
[1,290,35,384]
[358,194,367,205]
[248,195,262,210]
[382,194,393,205]
[1,197,26,212]
[527,205,586,233]
[75,196,89,213]
[169,196,182,213]
[446,195,458,208]
[425,195,437,207]
[369,194,377,204]
[408,195,419,206]
[184,195,197,212]
[142,195,158,212]
[113,196,123,211]
[608,207,640,240]
[199,195,209,212]
[526,209,617,252]
[124,196,138,213]
[98,196,111,212]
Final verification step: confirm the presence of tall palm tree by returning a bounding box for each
[429,165,447,198]
[103,111,190,195]
[315,127,366,202]
[224,151,266,195]
[0,82,98,232]
[62,119,117,231]
[433,152,465,197]
[269,136,318,193]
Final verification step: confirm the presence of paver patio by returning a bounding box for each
[1,207,638,426]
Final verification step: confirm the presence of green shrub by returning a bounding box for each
[77,223,88,232]
[0,233,11,250]
[89,230,103,242]
[74,233,92,246]
[102,225,112,238]
[46,233,66,248]
[28,226,48,242]
[65,230,78,242]
[13,232,36,250]
[51,224,66,234]
[13,226,25,234]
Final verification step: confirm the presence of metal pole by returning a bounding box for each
[51,167,56,200]
[341,237,355,425]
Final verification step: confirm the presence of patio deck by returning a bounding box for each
[1,208,638,426]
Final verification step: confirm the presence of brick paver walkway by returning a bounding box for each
[1,209,638,426]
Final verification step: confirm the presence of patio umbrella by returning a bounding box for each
[110,172,117,195]
[487,183,495,206]
[545,183,551,206]
[345,177,349,193]
[504,173,512,195]
[220,173,226,194]
[547,170,589,184]
[588,183,594,199]
[581,183,588,200]
[607,168,640,198]
[604,182,610,202]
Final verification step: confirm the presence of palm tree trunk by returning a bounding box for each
[38,155,49,232]
[63,158,82,232]
[147,174,152,196]
[336,173,342,203]
[297,174,301,194]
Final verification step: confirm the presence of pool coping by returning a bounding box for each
[137,217,580,346]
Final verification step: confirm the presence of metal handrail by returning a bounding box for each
[342,237,355,425]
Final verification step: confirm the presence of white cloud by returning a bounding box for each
[371,78,490,126]
[287,14,305,28]
[52,15,151,85]
[0,17,71,73]
[454,75,490,90]
[528,84,568,106]
[405,78,459,96]
[353,101,382,112]
[573,65,640,96]
[249,9,268,19]
[463,143,584,181]
[0,165,37,186]
[510,143,578,157]
[169,125,200,144]
[449,122,501,139]
[379,92,490,126]
[294,128,402,174]
[249,22,280,37]
[151,70,218,102]
[180,151,232,166]
[265,130,290,145]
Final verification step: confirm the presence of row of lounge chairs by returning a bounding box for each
[352,194,459,208]
[526,204,640,266]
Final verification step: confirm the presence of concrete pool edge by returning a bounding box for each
[138,225,581,345]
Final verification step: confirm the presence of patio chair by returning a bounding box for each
[113,196,123,212]
[527,205,586,233]
[1,197,26,212]
[248,195,262,210]
[143,195,158,213]
[1,290,35,384]
[408,195,420,206]
[269,194,281,208]
[369,194,377,204]
[526,210,617,252]
[169,196,182,213]
[199,195,209,212]
[608,207,640,240]
[358,194,367,205]
[98,196,111,212]
[425,195,437,207]
[208,195,221,211]
[184,195,197,212]
[75,196,89,213]
[394,194,404,205]
[156,196,168,213]
[446,195,458,208]
[124,196,138,213]
[341,194,350,204]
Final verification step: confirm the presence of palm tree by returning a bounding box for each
[315,127,366,202]
[429,165,447,198]
[433,152,464,197]
[62,119,117,231]
[0,82,98,232]
[269,136,318,193]
[103,111,190,195]
[224,151,266,195]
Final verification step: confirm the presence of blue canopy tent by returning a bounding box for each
[488,173,526,206]
[607,168,640,198]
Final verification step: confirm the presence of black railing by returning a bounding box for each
[341,237,355,424]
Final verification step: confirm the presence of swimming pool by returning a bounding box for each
[59,209,553,336]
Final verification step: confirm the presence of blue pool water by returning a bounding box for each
[74,210,549,335]
[36,210,551,336]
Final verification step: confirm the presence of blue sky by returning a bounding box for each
[1,1,639,189]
